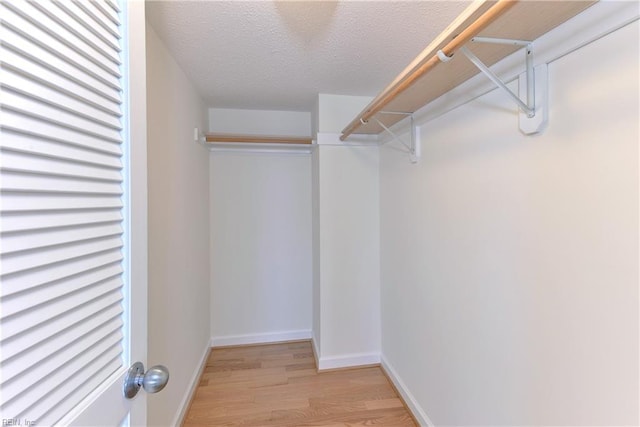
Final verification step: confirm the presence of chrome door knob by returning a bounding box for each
[123,362,170,399]
[142,365,170,393]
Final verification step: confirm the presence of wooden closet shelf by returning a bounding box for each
[340,0,596,140]
[205,134,313,145]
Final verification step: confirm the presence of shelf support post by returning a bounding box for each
[447,37,548,134]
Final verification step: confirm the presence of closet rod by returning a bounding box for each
[340,0,516,141]
[205,134,313,145]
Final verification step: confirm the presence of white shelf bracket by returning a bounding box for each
[451,38,548,135]
[373,112,420,163]
[194,127,209,147]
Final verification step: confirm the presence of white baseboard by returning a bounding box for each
[381,355,434,427]
[311,335,320,368]
[210,329,312,347]
[317,352,380,371]
[172,339,211,427]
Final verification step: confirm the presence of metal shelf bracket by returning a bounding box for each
[369,111,420,163]
[439,37,548,134]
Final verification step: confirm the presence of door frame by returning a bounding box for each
[125,0,148,425]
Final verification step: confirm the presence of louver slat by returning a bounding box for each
[1,150,122,182]
[1,209,123,233]
[0,131,123,169]
[1,109,122,155]
[28,0,121,66]
[1,5,122,95]
[81,0,120,27]
[1,89,122,142]
[54,0,121,52]
[2,1,121,78]
[1,262,123,317]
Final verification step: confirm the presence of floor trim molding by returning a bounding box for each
[380,355,434,427]
[210,329,312,347]
[317,352,380,371]
[311,335,320,368]
[173,340,211,427]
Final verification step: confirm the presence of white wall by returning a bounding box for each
[145,25,211,426]
[209,152,312,344]
[317,94,372,134]
[315,143,381,368]
[380,13,639,427]
[311,146,321,356]
[209,108,311,136]
[312,93,381,369]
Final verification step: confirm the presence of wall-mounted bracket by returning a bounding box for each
[460,45,534,116]
[450,37,548,135]
[372,112,420,163]
[518,62,548,135]
[194,127,208,147]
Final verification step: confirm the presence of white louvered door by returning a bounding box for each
[0,0,148,425]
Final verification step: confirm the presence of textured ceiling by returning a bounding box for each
[145,1,472,112]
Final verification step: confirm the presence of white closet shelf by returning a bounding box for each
[340,0,597,140]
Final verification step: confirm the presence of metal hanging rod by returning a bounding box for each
[376,111,414,116]
[470,37,531,46]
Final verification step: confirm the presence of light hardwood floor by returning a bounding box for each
[182,341,417,426]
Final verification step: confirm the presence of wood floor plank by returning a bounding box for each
[183,341,416,426]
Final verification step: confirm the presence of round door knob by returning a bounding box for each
[142,365,169,393]
[124,362,170,399]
